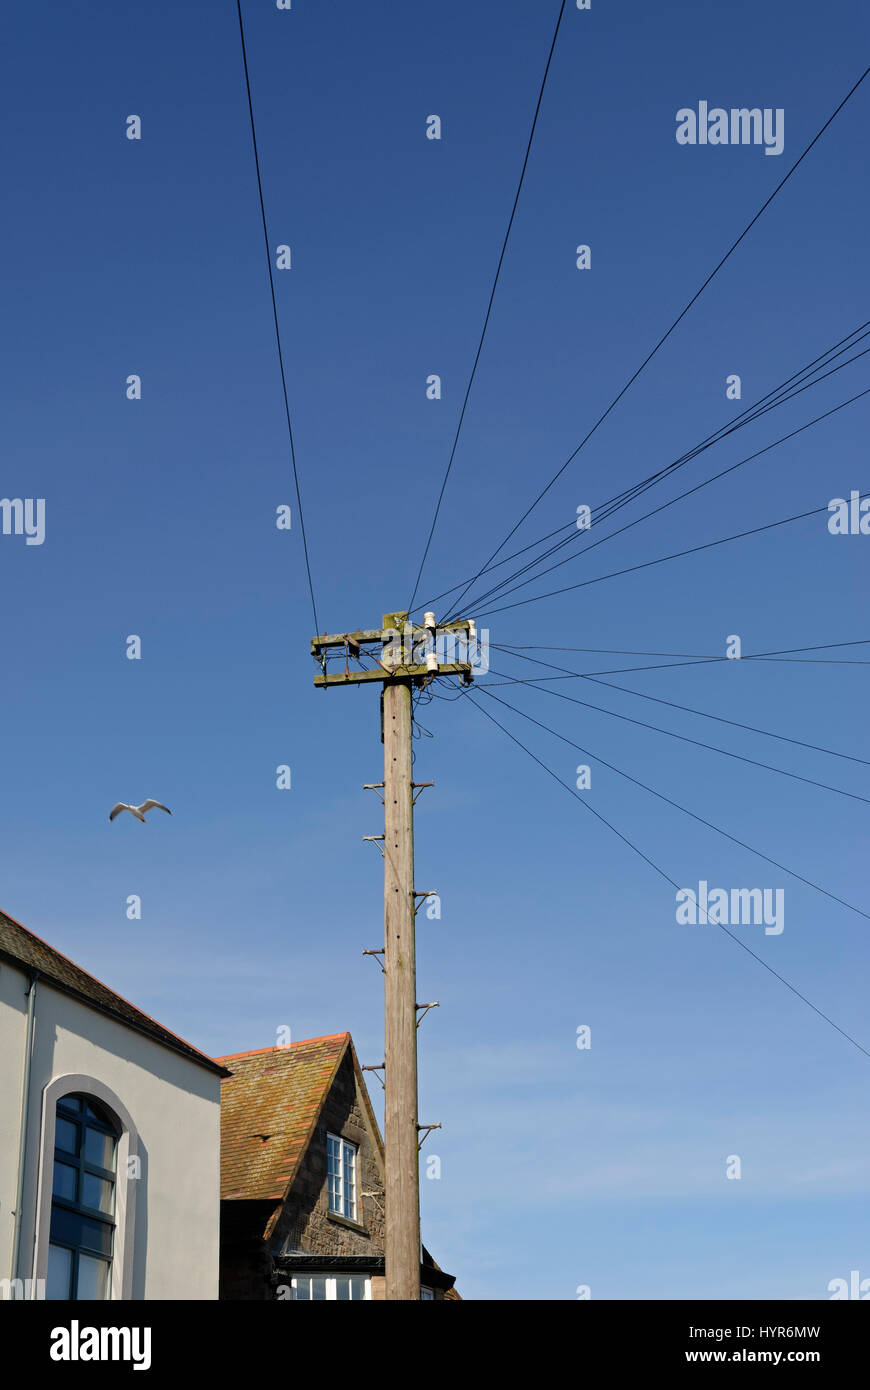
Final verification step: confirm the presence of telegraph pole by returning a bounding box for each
[382,671,418,1299]
[311,612,475,1300]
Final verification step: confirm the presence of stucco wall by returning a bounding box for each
[0,959,221,1300]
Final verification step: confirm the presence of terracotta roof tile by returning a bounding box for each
[217,1034,350,1201]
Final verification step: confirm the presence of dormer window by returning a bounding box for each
[326,1133,357,1221]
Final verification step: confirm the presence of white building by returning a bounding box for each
[0,907,225,1300]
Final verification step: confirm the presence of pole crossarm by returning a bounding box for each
[315,663,471,688]
[311,616,474,655]
[312,613,476,688]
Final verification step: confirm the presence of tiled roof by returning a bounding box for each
[0,907,228,1076]
[216,1034,352,1202]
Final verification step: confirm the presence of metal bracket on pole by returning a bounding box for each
[413,891,437,916]
[362,948,386,974]
[362,1063,386,1091]
[411,780,434,806]
[417,1123,442,1151]
[363,782,385,804]
[415,1002,439,1027]
[363,835,385,858]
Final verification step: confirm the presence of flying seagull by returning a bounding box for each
[109,800,172,824]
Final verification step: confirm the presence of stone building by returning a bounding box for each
[217,1032,457,1300]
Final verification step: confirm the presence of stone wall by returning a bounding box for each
[270,1051,385,1257]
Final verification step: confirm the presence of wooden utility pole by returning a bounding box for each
[382,673,418,1298]
[311,611,475,1300]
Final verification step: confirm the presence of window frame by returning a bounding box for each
[33,1075,139,1302]
[47,1093,118,1300]
[326,1132,358,1222]
[287,1273,371,1301]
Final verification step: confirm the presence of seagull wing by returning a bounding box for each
[109,804,128,821]
[140,800,172,816]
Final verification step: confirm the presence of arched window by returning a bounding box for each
[45,1094,118,1300]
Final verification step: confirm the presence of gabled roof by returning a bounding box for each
[0,907,228,1077]
[216,1033,381,1208]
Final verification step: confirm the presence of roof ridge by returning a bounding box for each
[216,1032,350,1062]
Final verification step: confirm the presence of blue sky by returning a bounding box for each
[2,0,868,1299]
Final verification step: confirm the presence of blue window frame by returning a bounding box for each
[45,1094,117,1300]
